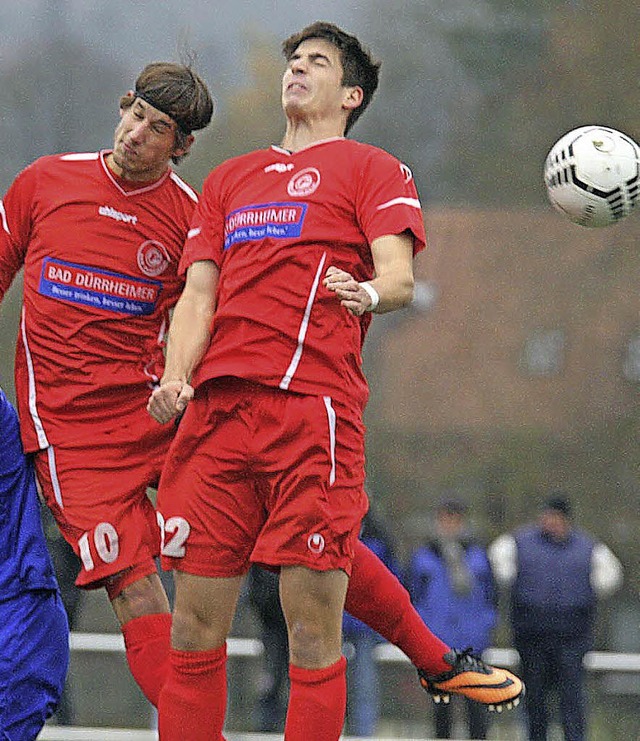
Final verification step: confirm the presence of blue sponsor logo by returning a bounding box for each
[224,202,307,250]
[39,257,162,316]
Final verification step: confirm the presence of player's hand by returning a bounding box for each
[323,265,374,316]
[147,380,194,424]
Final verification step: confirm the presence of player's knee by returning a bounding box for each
[280,567,346,666]
[287,617,341,667]
[109,571,170,622]
[170,606,227,651]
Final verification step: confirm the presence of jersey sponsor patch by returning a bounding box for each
[39,257,162,315]
[224,202,307,250]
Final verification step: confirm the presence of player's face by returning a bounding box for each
[540,511,570,541]
[436,511,465,538]
[109,98,189,182]
[282,38,356,127]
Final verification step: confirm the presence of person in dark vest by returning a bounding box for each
[488,494,623,741]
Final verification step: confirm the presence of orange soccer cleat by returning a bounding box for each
[418,648,525,712]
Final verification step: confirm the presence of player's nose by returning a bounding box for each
[128,120,148,143]
[289,56,307,74]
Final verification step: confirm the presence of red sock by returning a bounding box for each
[285,656,346,741]
[122,613,171,706]
[345,540,451,675]
[158,644,227,741]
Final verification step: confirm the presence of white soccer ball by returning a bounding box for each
[544,125,640,227]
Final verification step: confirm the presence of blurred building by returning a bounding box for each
[365,206,640,599]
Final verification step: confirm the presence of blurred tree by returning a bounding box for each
[450,0,640,205]
[0,38,129,190]
[354,1,483,203]
[181,29,284,189]
[0,37,130,400]
[356,0,640,207]
[355,0,546,203]
[513,1,639,195]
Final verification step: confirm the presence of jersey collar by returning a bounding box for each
[99,150,171,197]
[271,136,345,156]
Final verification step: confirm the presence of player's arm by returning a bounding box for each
[323,230,415,316]
[0,170,35,304]
[0,224,25,304]
[487,534,518,588]
[147,259,218,424]
[590,542,623,598]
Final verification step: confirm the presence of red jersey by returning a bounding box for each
[182,137,426,410]
[0,151,197,451]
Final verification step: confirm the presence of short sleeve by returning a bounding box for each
[0,162,37,301]
[355,148,426,257]
[179,167,226,275]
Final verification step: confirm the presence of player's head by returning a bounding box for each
[539,492,573,541]
[281,21,380,134]
[435,497,468,537]
[119,62,214,165]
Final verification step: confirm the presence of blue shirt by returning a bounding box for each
[408,538,498,651]
[0,388,59,600]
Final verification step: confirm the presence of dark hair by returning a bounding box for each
[543,493,572,518]
[281,21,380,134]
[437,497,468,516]
[120,62,214,163]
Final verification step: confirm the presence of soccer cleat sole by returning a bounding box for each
[429,691,523,711]
[420,672,525,711]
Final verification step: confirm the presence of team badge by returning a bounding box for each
[288,167,321,197]
[137,240,170,277]
[307,533,325,555]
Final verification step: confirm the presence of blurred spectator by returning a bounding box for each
[41,507,82,725]
[246,565,289,732]
[343,506,398,737]
[0,387,69,739]
[488,493,623,741]
[407,497,498,739]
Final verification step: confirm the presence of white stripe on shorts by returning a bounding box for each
[323,396,336,486]
[47,446,64,509]
[21,307,50,449]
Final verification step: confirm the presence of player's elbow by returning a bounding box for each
[397,274,415,308]
[380,274,413,313]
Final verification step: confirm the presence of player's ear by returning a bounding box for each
[174,134,195,159]
[119,90,135,118]
[343,85,364,112]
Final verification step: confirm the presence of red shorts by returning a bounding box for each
[157,378,368,577]
[34,422,173,591]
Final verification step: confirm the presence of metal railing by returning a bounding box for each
[36,633,639,741]
[69,631,640,673]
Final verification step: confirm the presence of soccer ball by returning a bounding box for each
[544,125,640,227]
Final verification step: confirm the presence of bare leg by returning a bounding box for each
[280,566,348,741]
[158,571,243,740]
[109,572,172,706]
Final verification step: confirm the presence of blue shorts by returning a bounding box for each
[0,590,69,741]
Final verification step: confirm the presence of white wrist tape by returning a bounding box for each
[359,281,380,311]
